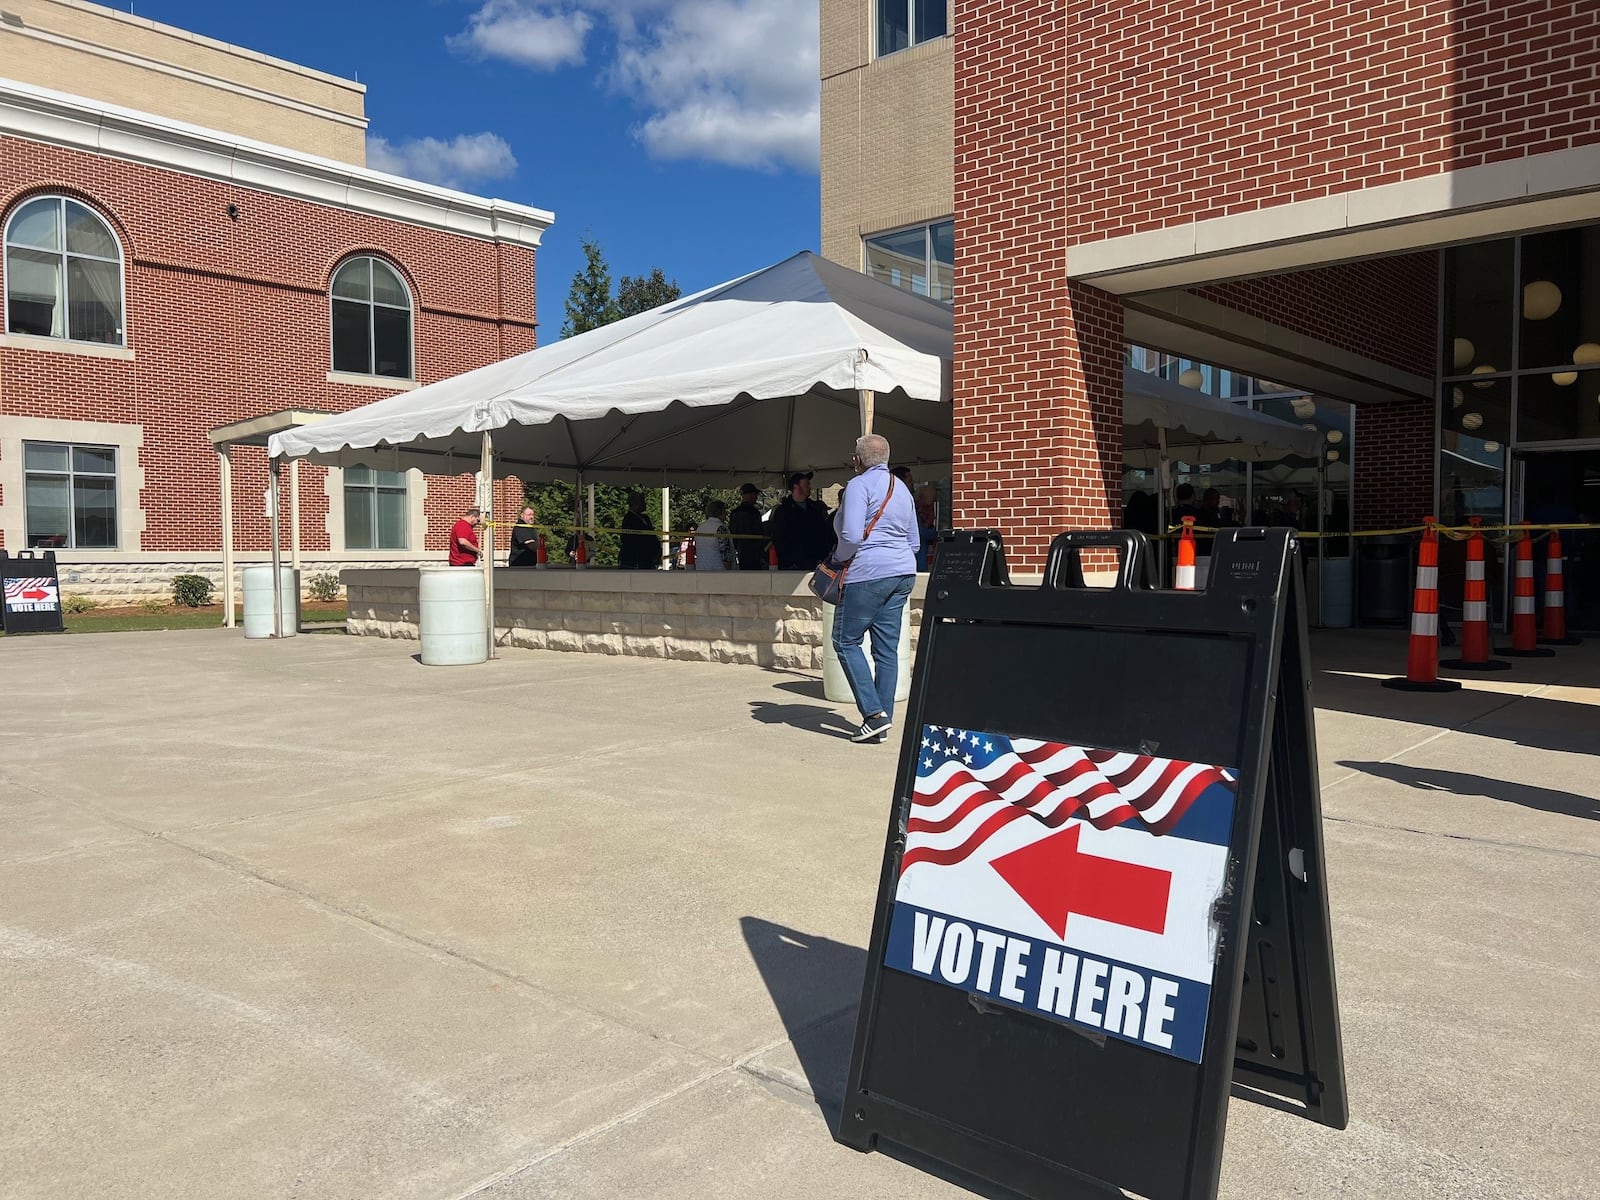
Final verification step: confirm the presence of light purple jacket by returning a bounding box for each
[832,464,919,583]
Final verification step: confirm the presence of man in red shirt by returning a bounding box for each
[449,506,482,566]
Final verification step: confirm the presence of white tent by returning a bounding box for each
[1123,369,1323,466]
[269,251,953,485]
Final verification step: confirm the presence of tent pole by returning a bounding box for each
[218,446,235,629]
[289,458,302,573]
[587,482,597,537]
[270,458,284,639]
[482,430,496,660]
[858,388,875,438]
[660,486,671,569]
[1156,427,1169,587]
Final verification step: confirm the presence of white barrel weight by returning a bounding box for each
[241,566,299,638]
[419,567,487,666]
[821,600,913,706]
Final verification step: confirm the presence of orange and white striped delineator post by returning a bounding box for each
[1175,516,1197,591]
[1539,528,1582,646]
[1383,517,1461,692]
[1497,522,1555,658]
[1441,517,1509,672]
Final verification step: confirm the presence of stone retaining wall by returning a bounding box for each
[343,568,927,670]
[50,557,429,603]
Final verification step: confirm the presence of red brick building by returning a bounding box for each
[825,0,1600,627]
[1,3,551,602]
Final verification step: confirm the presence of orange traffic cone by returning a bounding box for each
[767,541,779,571]
[1498,523,1554,657]
[1175,516,1197,591]
[1442,517,1508,672]
[1540,528,1582,646]
[574,533,589,569]
[1383,517,1461,692]
[534,532,548,569]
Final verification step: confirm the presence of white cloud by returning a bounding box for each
[450,0,820,172]
[367,132,520,189]
[446,1,594,70]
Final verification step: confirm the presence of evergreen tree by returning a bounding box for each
[617,268,681,318]
[560,234,620,338]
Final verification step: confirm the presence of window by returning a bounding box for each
[24,441,118,548]
[4,196,125,345]
[864,220,954,303]
[876,0,948,56]
[343,465,408,550]
[330,256,413,378]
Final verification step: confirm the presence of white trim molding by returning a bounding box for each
[0,414,146,550]
[0,331,134,359]
[0,76,555,248]
[325,370,419,391]
[1069,142,1600,294]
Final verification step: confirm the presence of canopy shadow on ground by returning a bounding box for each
[738,917,1029,1200]
[1337,760,1599,821]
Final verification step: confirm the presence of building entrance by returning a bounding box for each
[1516,448,1600,631]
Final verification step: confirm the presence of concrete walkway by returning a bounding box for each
[2,628,1596,1198]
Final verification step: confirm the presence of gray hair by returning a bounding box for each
[854,433,891,467]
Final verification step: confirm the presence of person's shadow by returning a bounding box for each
[1338,760,1598,821]
[748,700,856,738]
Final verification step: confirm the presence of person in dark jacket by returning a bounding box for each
[769,470,836,569]
[508,505,540,566]
[617,493,660,569]
[727,483,768,570]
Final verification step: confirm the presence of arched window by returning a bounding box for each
[331,256,413,379]
[4,196,125,345]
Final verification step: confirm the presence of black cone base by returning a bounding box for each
[1496,646,1557,658]
[1440,658,1512,672]
[1382,677,1463,692]
[1539,635,1583,646]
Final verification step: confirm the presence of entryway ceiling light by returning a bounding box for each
[1178,367,1204,388]
[1291,396,1317,418]
[1326,449,1340,461]
[1553,371,1578,386]
[1471,365,1497,388]
[1523,280,1562,320]
[1326,429,1344,444]
[1575,342,1600,365]
[1484,441,1501,453]
[1462,412,1484,431]
[1452,338,1475,370]
[1452,386,1465,407]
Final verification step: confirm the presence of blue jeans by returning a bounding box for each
[832,573,915,722]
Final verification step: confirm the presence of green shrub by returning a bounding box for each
[171,574,214,607]
[307,571,342,602]
[138,596,168,614]
[62,593,100,615]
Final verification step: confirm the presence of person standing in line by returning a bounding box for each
[508,505,540,566]
[694,500,736,571]
[727,483,768,570]
[832,434,919,744]
[449,506,481,566]
[618,493,661,569]
[770,470,836,569]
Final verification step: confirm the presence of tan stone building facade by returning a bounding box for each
[819,0,951,290]
[0,0,367,163]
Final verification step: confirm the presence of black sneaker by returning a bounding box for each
[851,715,893,743]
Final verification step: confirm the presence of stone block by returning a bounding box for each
[708,639,761,666]
[663,637,712,662]
[508,626,548,650]
[770,643,814,671]
[620,635,666,658]
[640,618,679,638]
[662,594,709,616]
[546,629,585,654]
[782,600,821,620]
[685,616,734,640]
[581,633,624,655]
[707,594,761,618]
[781,618,823,646]
[731,617,783,643]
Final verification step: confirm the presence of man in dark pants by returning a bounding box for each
[618,493,660,569]
[727,483,767,570]
[770,470,835,569]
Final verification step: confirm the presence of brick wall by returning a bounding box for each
[1355,400,1434,530]
[1067,0,1600,243]
[953,0,1125,572]
[0,136,537,556]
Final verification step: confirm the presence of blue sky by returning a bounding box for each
[109,0,821,340]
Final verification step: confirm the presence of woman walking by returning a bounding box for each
[831,433,920,743]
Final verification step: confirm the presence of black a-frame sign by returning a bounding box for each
[839,528,1346,1200]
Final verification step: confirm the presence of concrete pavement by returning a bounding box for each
[2,627,1597,1198]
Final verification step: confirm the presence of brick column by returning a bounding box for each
[953,0,1124,574]
[1356,400,1434,530]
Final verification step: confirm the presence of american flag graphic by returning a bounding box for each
[4,577,55,599]
[903,726,1237,874]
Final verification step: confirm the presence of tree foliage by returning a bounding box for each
[560,234,620,338]
[617,267,681,318]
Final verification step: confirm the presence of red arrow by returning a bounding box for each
[21,589,50,601]
[991,823,1171,939]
